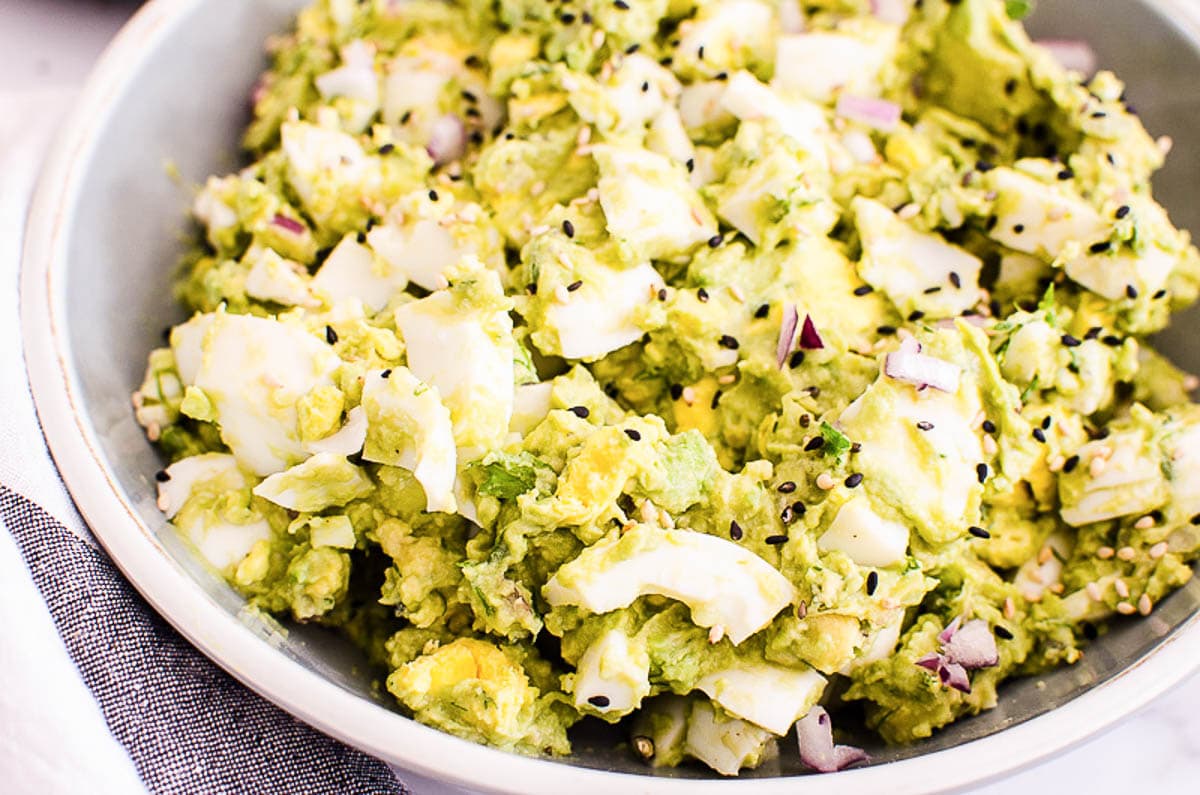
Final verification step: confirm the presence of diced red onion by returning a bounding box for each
[777,303,799,368]
[943,618,1000,669]
[799,314,824,350]
[427,113,468,165]
[915,616,1000,695]
[271,214,306,235]
[939,661,972,693]
[884,344,960,393]
[1038,39,1098,76]
[836,95,902,133]
[870,0,911,25]
[796,707,869,774]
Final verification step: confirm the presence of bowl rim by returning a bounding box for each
[18,0,1200,792]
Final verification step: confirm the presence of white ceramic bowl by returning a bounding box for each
[20,1,1200,792]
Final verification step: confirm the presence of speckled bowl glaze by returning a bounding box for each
[20,1,1200,792]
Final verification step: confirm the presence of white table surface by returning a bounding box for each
[4,1,1197,793]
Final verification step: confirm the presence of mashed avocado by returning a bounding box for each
[135,0,1200,777]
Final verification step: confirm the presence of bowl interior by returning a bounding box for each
[49,0,1200,782]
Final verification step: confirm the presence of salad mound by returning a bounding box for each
[133,0,1200,776]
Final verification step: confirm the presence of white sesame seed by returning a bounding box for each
[1134,515,1155,530]
[530,180,546,197]
[682,386,696,405]
[1089,456,1107,477]
[1115,578,1129,598]
[146,422,161,442]
[1184,374,1200,391]
[593,30,606,50]
[1048,582,1064,594]
[1150,542,1168,559]
[1048,455,1065,472]
[639,500,657,524]
[1116,601,1137,615]
[659,508,676,529]
[1097,546,1115,559]
[728,285,745,303]
[816,472,836,490]
[156,494,170,512]
[1026,568,1044,585]
[1158,134,1174,155]
[132,392,144,409]
[554,285,571,304]
[633,736,655,759]
[1096,445,1114,460]
[897,203,920,220]
[1117,546,1136,561]
[1004,597,1016,619]
[576,126,592,146]
[983,435,999,456]
[529,224,551,237]
[708,625,725,644]
[1038,545,1053,565]
[718,373,736,385]
[1086,582,1103,601]
[1138,593,1153,615]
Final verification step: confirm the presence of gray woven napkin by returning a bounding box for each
[0,487,406,795]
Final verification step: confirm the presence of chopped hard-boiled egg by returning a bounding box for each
[570,629,652,717]
[252,451,374,512]
[361,367,458,513]
[684,699,777,777]
[773,24,899,102]
[544,525,796,644]
[244,246,319,308]
[818,496,910,568]
[312,235,407,312]
[696,663,826,735]
[187,312,341,476]
[544,262,664,361]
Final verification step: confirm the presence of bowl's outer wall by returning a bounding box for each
[39,0,1200,789]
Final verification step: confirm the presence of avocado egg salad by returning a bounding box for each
[132,0,1200,777]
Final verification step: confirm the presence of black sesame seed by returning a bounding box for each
[845,473,864,488]
[1032,428,1047,443]
[1085,326,1102,340]
[380,369,392,379]
[807,386,821,398]
[1091,110,1107,118]
[968,526,991,539]
[686,158,695,173]
[527,283,538,295]
[1041,416,1052,430]
[754,303,770,319]
[567,280,583,292]
[789,351,805,369]
[1013,224,1026,234]
[1004,78,1018,95]
[325,325,338,345]
[917,421,934,431]
[1191,513,1200,525]
[924,286,942,295]
[711,390,722,409]
[714,71,728,81]
[624,429,641,441]
[588,695,610,707]
[854,285,874,296]
[697,45,705,59]
[697,288,709,302]
[791,501,807,517]
[155,469,171,482]
[582,11,593,24]
[949,271,962,289]
[908,310,925,322]
[730,520,744,540]
[400,110,413,124]
[1153,289,1168,300]
[765,534,788,545]
[1057,169,1074,180]
[976,463,989,483]
[569,406,590,419]
[1063,455,1080,473]
[995,625,1014,640]
[982,420,997,434]
[985,215,999,231]
[1089,241,1112,254]
[877,325,897,336]
[708,234,723,248]
[640,81,650,93]
[428,189,439,201]
[976,160,996,172]
[625,43,640,54]
[805,437,825,452]
[356,231,367,244]
[562,219,575,238]
[1125,284,1139,299]
[657,288,668,301]
[866,571,879,596]
[778,481,797,494]
[614,0,629,8]
[670,383,683,400]
[1102,334,1123,347]
[1082,622,1099,640]
[378,143,395,155]
[780,506,794,524]
[561,12,576,23]
[850,442,861,453]
[718,334,740,350]
[1115,205,1131,219]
